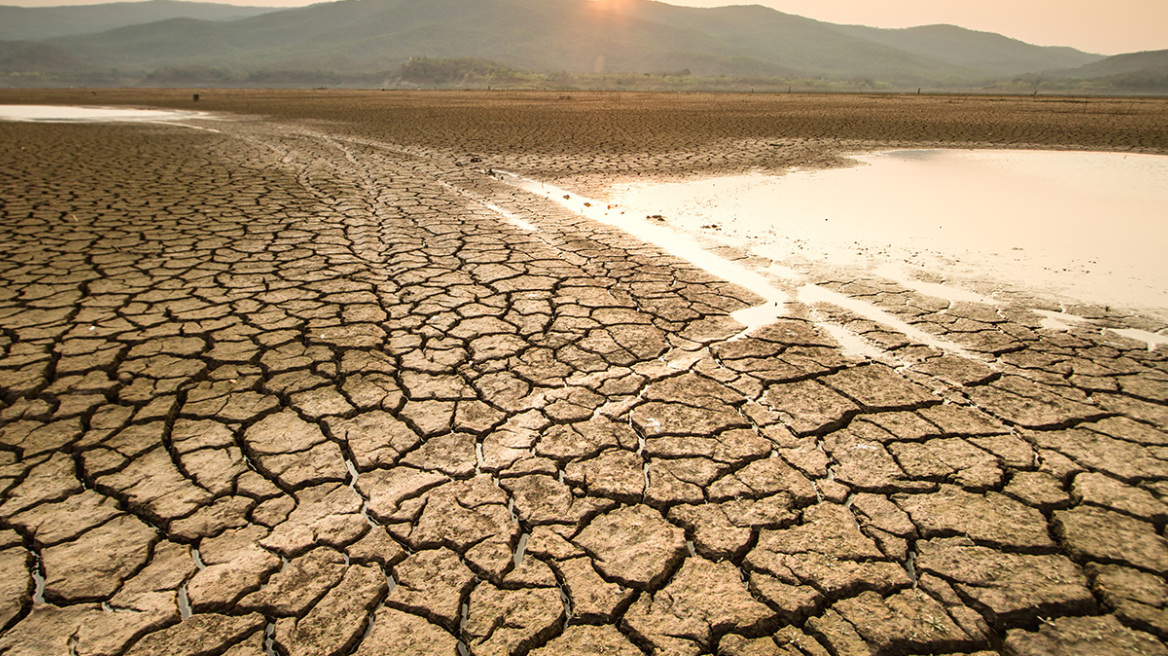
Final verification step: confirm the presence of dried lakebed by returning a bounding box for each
[0,102,1167,656]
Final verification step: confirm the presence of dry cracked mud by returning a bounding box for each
[1,90,1167,656]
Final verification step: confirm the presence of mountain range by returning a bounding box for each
[0,0,272,40]
[1,0,1164,92]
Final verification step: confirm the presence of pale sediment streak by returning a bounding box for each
[494,170,791,321]
[796,283,986,361]
[496,169,988,360]
[873,262,998,305]
[482,202,539,232]
[812,318,888,361]
[1107,328,1168,352]
[1036,310,1167,351]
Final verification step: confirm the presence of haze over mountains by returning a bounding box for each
[1,0,1165,92]
[0,1,272,41]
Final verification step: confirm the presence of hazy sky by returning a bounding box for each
[7,0,1166,55]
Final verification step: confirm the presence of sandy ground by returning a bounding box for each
[1,90,1167,656]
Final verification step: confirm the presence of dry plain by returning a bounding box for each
[1,90,1168,656]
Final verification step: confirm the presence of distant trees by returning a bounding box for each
[397,58,520,85]
[140,66,350,87]
[142,66,242,85]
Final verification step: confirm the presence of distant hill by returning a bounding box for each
[597,3,980,81]
[834,23,1101,77]
[0,0,276,41]
[37,0,1099,81]
[6,0,1157,91]
[0,40,83,72]
[1049,49,1168,93]
[1060,49,1168,78]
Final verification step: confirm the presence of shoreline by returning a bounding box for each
[500,153,1168,363]
[586,149,1168,321]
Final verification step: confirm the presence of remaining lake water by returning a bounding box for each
[0,105,209,123]
[610,149,1168,314]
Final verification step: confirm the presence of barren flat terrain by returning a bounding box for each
[1,90,1167,656]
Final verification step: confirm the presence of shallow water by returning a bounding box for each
[610,150,1168,313]
[0,105,210,123]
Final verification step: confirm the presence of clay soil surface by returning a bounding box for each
[1,89,1167,656]
[6,88,1168,184]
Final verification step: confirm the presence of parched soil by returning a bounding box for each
[0,90,1166,656]
[5,88,1168,184]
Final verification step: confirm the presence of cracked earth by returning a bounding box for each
[1,92,1168,656]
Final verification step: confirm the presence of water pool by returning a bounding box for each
[609,149,1168,314]
[0,105,210,124]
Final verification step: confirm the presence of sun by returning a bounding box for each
[585,0,635,16]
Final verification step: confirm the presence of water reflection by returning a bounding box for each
[610,150,1168,314]
[0,105,210,123]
